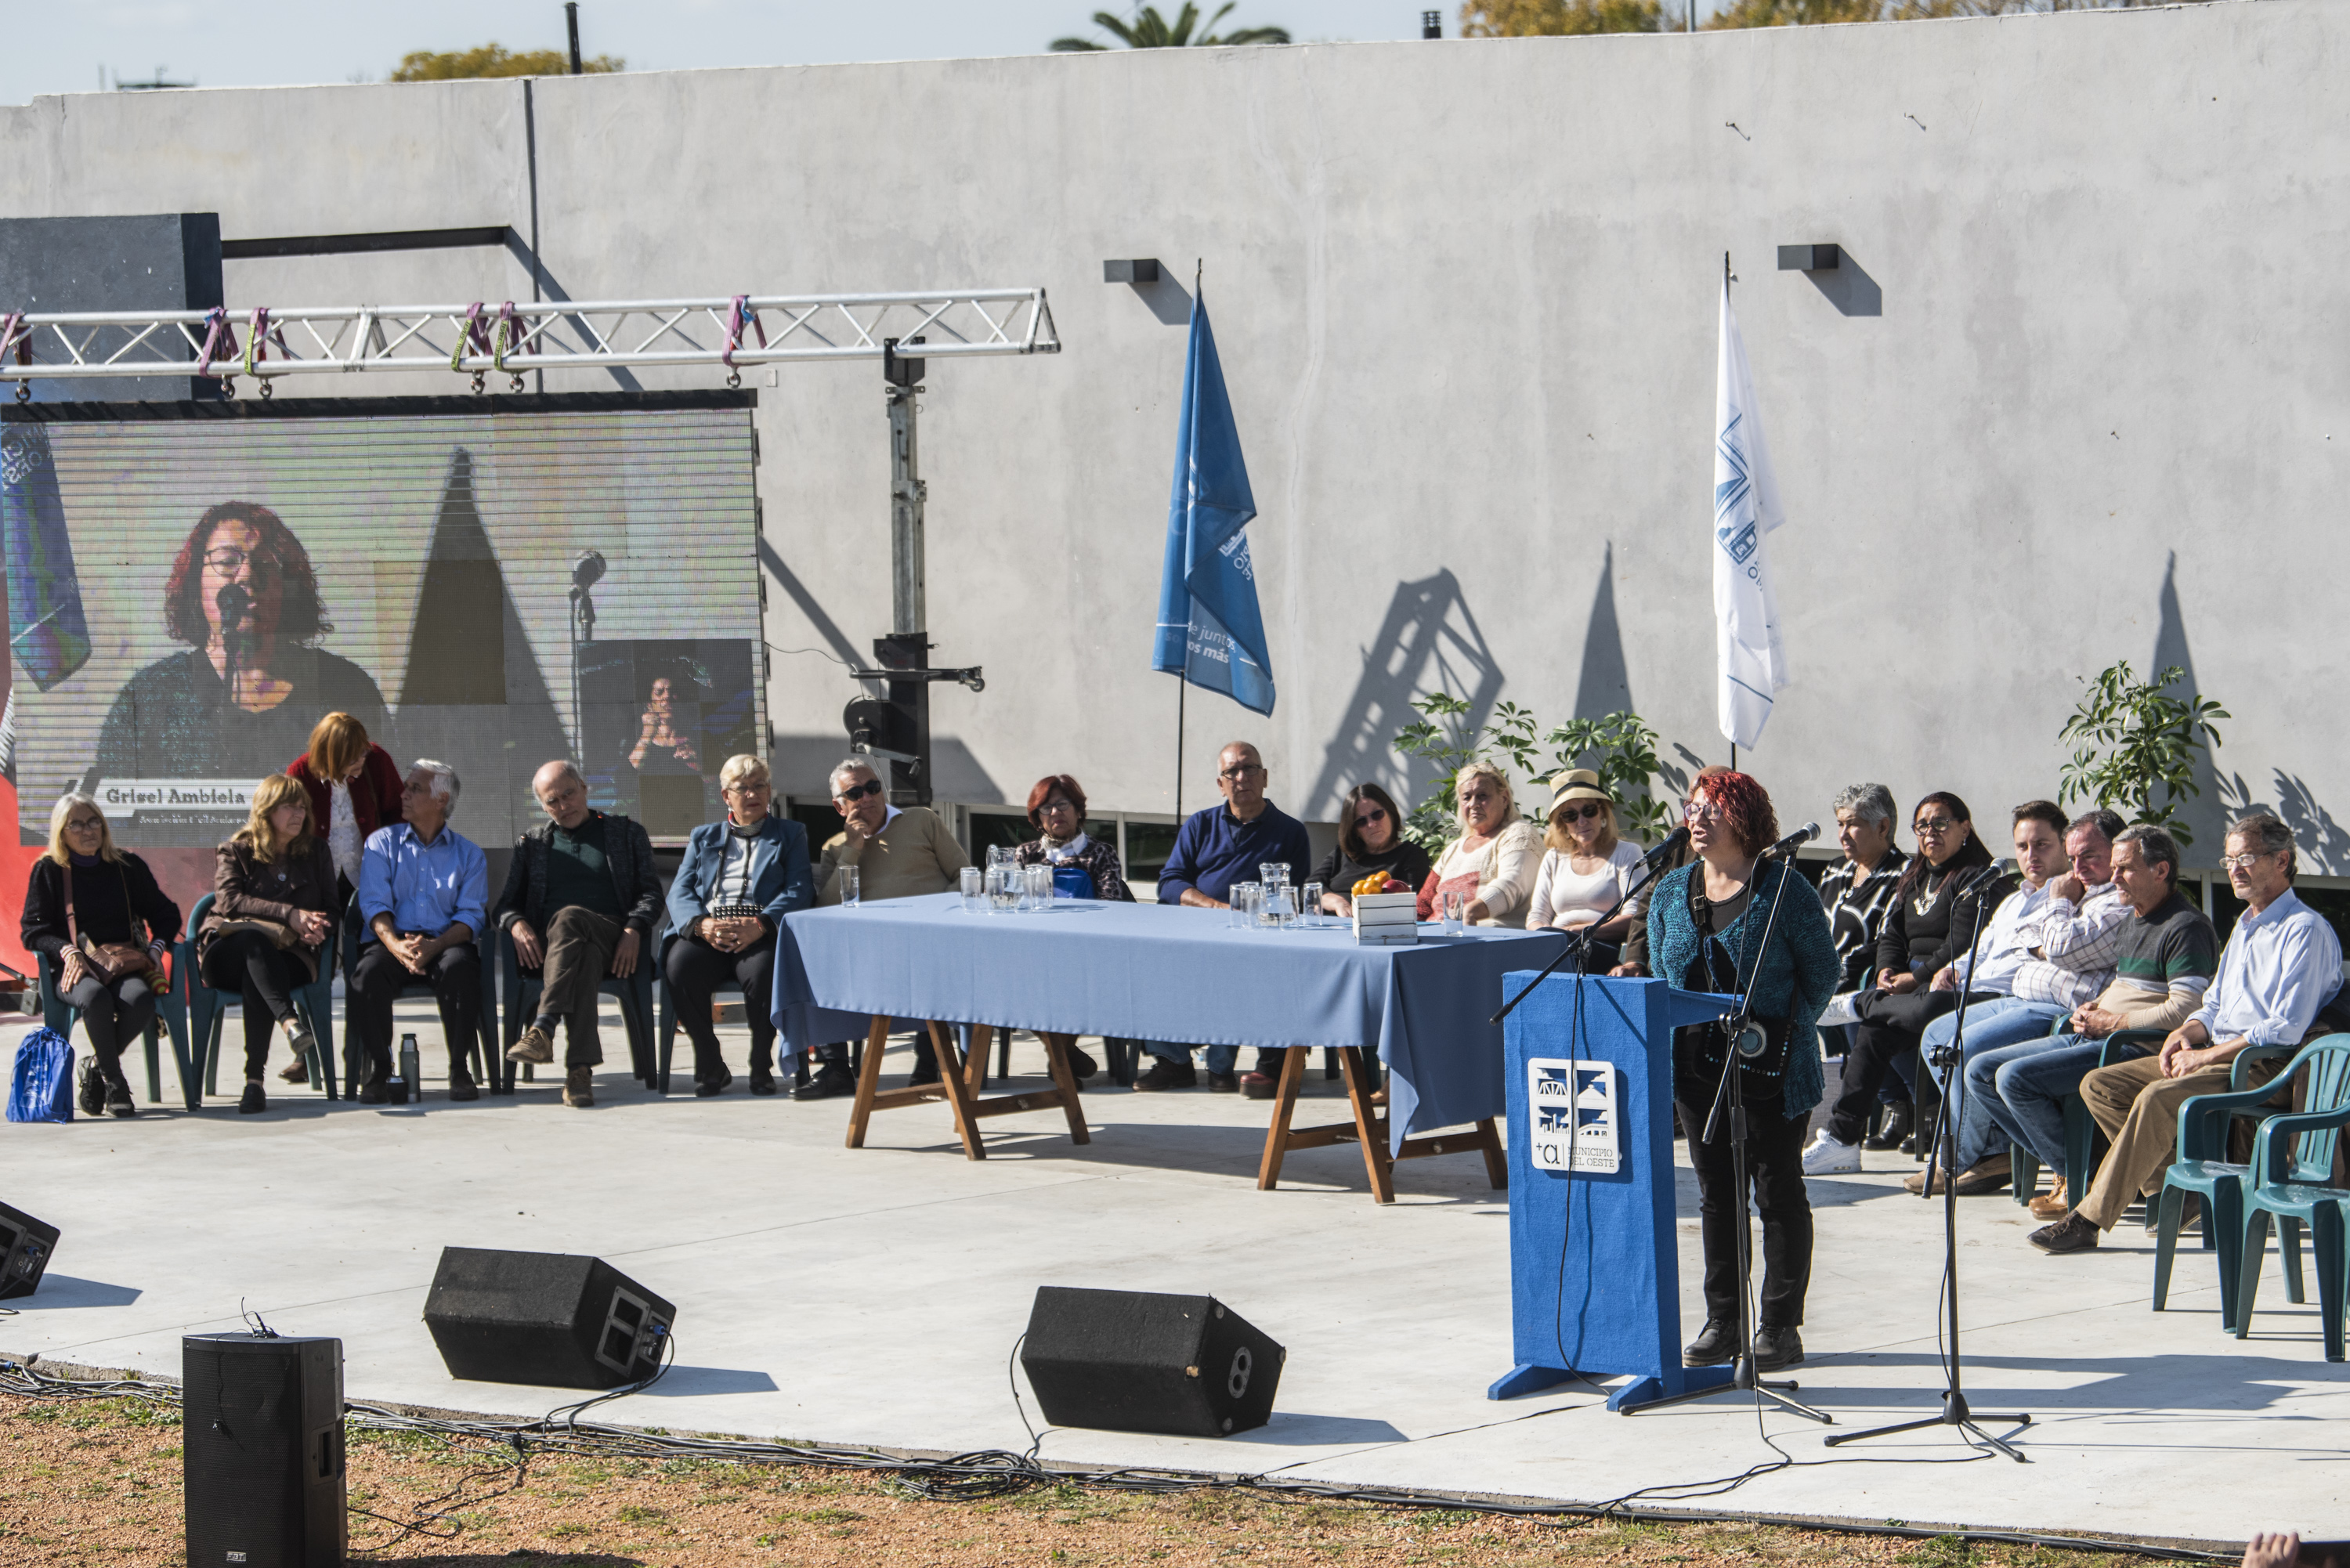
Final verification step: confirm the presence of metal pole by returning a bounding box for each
[524,80,544,395]
[887,349,925,636]
[566,3,584,74]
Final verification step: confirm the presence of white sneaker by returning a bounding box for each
[1801,1130,1861,1176]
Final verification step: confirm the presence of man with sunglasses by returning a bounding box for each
[813,757,971,1084]
[1138,742,1312,1093]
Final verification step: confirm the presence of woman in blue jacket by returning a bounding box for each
[664,754,812,1097]
[1646,769,1839,1377]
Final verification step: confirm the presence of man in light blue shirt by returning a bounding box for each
[350,760,490,1104]
[2033,812,2344,1253]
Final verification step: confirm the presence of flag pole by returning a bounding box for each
[1175,675,1186,822]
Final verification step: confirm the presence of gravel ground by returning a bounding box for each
[1,1392,2188,1567]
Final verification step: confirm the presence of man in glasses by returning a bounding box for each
[2032,813,2342,1254]
[1138,741,1312,1093]
[813,756,971,1085]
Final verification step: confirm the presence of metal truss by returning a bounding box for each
[0,287,1059,394]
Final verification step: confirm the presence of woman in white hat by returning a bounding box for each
[1527,768,1648,970]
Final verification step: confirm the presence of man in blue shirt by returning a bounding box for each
[351,760,490,1104]
[1138,741,1313,1094]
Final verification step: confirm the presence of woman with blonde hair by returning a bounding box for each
[1527,768,1648,968]
[1416,759,1543,927]
[19,793,183,1118]
[197,774,337,1113]
[285,710,403,903]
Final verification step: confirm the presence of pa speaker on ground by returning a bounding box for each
[1021,1286,1283,1437]
[423,1246,673,1390]
[183,1333,345,1568]
[0,1199,58,1301]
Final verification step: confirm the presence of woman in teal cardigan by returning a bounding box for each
[1645,770,1840,1375]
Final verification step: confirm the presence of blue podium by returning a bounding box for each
[1488,973,1738,1412]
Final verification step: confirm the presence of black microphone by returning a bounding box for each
[1756,822,1820,859]
[1640,826,1690,865]
[215,581,249,630]
[570,550,606,592]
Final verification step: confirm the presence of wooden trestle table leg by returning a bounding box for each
[1039,1031,1092,1144]
[844,1014,891,1150]
[930,1021,989,1161]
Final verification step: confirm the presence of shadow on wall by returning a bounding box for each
[1571,543,1634,725]
[1122,269,1195,328]
[2222,770,2350,879]
[1304,569,1504,822]
[2153,551,2226,855]
[1800,247,1882,319]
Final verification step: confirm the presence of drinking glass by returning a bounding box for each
[1443,889,1464,932]
[839,865,861,909]
[1300,882,1323,927]
[960,865,983,912]
[1228,882,1259,929]
[1023,864,1052,912]
[989,865,1020,913]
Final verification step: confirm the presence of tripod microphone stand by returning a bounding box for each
[1824,863,2030,1460]
[1622,849,1830,1425]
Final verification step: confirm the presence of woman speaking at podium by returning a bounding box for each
[1643,771,1839,1375]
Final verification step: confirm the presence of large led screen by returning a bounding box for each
[0,394,763,968]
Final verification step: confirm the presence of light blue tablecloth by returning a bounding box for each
[771,892,1568,1154]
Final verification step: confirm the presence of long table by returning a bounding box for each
[772,893,1567,1201]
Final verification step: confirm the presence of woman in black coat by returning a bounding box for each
[1811,791,2012,1164]
[1312,782,1434,916]
[21,793,183,1118]
[197,775,338,1114]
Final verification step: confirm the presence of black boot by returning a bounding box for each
[1684,1318,1739,1367]
[78,1058,107,1118]
[1864,1101,1912,1151]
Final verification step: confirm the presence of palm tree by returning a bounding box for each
[1050,3,1291,51]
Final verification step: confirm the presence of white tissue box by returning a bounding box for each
[1354,891,1419,945]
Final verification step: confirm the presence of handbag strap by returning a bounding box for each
[61,862,79,945]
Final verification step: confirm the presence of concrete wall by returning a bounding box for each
[2,0,2344,869]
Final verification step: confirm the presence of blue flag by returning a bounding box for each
[1152,290,1274,716]
[0,422,90,692]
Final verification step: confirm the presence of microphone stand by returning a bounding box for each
[1623,851,1831,1423]
[1491,845,1676,1025]
[1825,865,2030,1459]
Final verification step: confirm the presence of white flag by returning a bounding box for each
[1712,278,1789,750]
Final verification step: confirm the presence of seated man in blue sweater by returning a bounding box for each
[1140,740,1313,1094]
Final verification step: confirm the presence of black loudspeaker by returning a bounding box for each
[0,1200,59,1300]
[422,1247,673,1389]
[183,1334,345,1568]
[1021,1287,1284,1437]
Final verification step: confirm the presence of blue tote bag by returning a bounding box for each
[6,1027,76,1123]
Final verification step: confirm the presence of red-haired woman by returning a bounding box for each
[92,501,389,786]
[1011,775,1135,903]
[1643,769,1841,1374]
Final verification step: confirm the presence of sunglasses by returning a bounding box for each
[834,778,884,804]
[1351,806,1388,829]
[1555,801,1607,823]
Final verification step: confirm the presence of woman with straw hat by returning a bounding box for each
[1528,768,1647,970]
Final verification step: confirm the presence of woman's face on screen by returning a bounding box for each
[198,518,284,641]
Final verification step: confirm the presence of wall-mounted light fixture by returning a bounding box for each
[1423,10,1442,37]
[1103,259,1161,284]
[1777,244,1841,273]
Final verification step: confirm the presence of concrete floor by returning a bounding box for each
[2,1009,2341,1545]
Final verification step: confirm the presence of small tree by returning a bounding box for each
[392,45,623,81]
[1051,4,1291,49]
[1461,0,1666,34]
[1545,711,1672,844]
[2057,660,2228,847]
[1391,693,1540,851]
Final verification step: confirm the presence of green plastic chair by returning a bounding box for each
[179,893,340,1101]
[38,948,197,1111]
[2154,1039,2332,1329]
[2231,1038,2350,1360]
[2010,1024,2165,1209]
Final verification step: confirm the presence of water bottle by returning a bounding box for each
[396,1033,420,1105]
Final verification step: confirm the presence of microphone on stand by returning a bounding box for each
[1640,825,1690,865]
[215,582,251,710]
[1756,822,1821,859]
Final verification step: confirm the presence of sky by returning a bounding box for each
[5,2,1452,103]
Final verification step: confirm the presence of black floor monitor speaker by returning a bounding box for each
[0,1200,59,1301]
[423,1246,673,1389]
[1021,1287,1284,1437]
[183,1333,345,1568]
